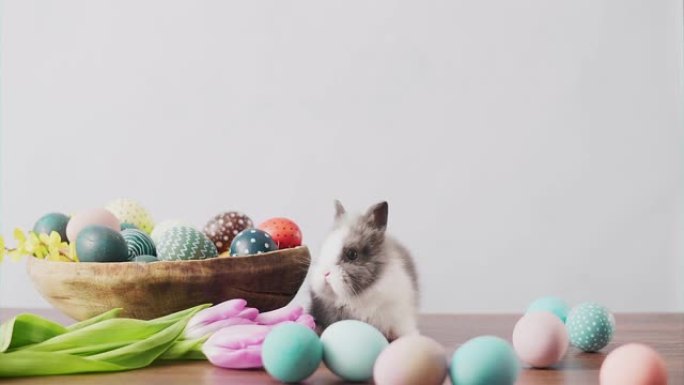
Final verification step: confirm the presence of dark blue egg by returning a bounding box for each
[229,228,278,256]
[33,212,70,241]
[75,225,129,263]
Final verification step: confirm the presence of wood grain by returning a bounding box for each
[25,246,310,320]
[0,310,681,384]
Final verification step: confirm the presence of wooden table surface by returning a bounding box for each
[1,309,682,384]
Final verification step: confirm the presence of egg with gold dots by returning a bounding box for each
[105,198,155,234]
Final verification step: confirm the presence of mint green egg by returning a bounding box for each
[320,320,389,382]
[262,323,322,383]
[449,336,520,385]
[526,296,570,323]
[566,302,614,352]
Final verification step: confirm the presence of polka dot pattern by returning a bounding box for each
[203,211,253,253]
[106,198,155,234]
[566,302,615,352]
[257,217,303,249]
[121,229,157,259]
[229,228,278,257]
[157,226,218,261]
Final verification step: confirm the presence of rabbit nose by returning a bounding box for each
[324,271,331,278]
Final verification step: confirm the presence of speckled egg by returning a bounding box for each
[203,211,253,253]
[229,228,277,257]
[105,198,155,234]
[33,212,70,241]
[373,335,447,385]
[600,344,668,385]
[121,229,156,259]
[257,217,302,249]
[66,208,121,242]
[157,226,218,261]
[120,222,139,230]
[449,336,520,385]
[320,320,389,382]
[512,312,569,368]
[566,302,615,352]
[526,296,570,323]
[262,323,322,383]
[75,225,129,263]
[150,219,186,244]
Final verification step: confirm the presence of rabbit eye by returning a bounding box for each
[344,248,358,261]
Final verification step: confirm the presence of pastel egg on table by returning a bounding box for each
[229,229,277,256]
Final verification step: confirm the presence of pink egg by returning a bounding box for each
[373,335,447,385]
[600,343,668,385]
[66,208,120,242]
[512,311,569,368]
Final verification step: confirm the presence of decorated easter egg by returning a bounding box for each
[262,323,322,383]
[449,336,520,385]
[120,222,138,230]
[150,219,186,244]
[257,217,302,249]
[374,335,447,385]
[75,225,129,263]
[131,255,159,263]
[229,229,277,257]
[121,229,156,259]
[600,344,668,385]
[512,312,569,368]
[105,198,155,234]
[320,320,389,382]
[526,296,570,323]
[566,302,615,352]
[66,208,121,242]
[203,211,253,253]
[33,212,70,241]
[157,226,218,261]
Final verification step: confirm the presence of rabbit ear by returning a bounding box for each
[334,200,346,220]
[364,201,388,231]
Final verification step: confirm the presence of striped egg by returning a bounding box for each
[121,228,157,259]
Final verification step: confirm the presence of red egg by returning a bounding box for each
[258,218,302,249]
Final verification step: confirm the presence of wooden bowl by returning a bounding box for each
[27,246,311,321]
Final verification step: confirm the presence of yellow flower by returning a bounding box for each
[0,235,5,262]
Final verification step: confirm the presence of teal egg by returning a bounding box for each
[320,320,389,382]
[75,225,129,263]
[121,229,156,259]
[33,213,70,241]
[156,226,218,261]
[120,222,139,230]
[229,228,277,256]
[262,323,322,383]
[449,336,520,385]
[566,302,615,352]
[131,255,159,263]
[526,297,570,323]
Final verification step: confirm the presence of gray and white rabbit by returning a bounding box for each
[309,200,419,339]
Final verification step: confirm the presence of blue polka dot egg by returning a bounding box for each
[229,228,278,256]
[566,302,615,352]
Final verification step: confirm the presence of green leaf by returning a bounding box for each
[66,308,122,332]
[0,314,67,353]
[159,336,208,361]
[0,351,125,377]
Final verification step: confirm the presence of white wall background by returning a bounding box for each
[1,0,682,313]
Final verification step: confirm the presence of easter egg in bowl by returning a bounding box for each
[26,245,312,321]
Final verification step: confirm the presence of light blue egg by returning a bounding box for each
[526,296,570,323]
[449,336,520,385]
[566,302,615,352]
[320,320,389,382]
[262,323,322,383]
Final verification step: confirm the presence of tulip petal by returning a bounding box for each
[255,305,304,325]
[184,317,255,340]
[186,299,246,331]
